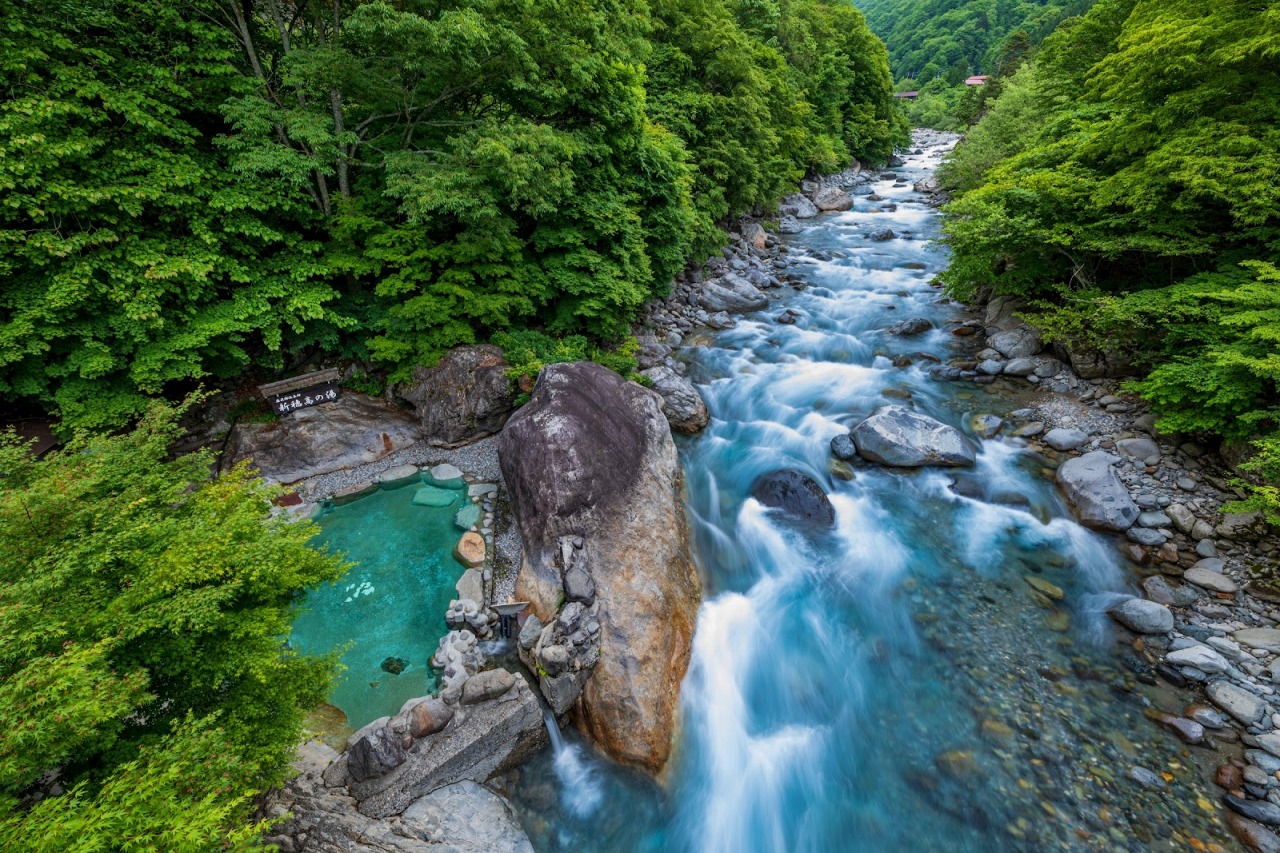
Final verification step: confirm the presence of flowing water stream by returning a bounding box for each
[509,135,1238,851]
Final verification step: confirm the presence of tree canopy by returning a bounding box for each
[1,0,906,431]
[939,0,1280,514]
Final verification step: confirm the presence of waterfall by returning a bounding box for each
[543,710,603,818]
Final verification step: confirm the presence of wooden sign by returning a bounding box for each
[258,368,343,416]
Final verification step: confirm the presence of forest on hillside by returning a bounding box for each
[940,0,1280,516]
[0,0,906,434]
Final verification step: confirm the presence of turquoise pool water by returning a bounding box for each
[291,479,465,729]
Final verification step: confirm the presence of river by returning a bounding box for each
[508,133,1238,852]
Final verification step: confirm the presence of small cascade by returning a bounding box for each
[542,710,603,818]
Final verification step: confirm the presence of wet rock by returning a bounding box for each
[1011,422,1044,438]
[1044,428,1088,451]
[639,366,710,434]
[1107,598,1173,634]
[1226,795,1280,827]
[890,317,933,336]
[749,469,836,528]
[777,215,803,234]
[1227,813,1280,853]
[851,406,976,467]
[1186,704,1227,729]
[869,228,896,242]
[977,359,1004,376]
[1056,451,1140,531]
[830,433,858,460]
[1146,710,1205,745]
[1003,357,1035,377]
[380,656,408,675]
[499,362,699,773]
[1127,527,1167,547]
[399,345,517,447]
[1208,680,1266,725]
[970,414,1003,439]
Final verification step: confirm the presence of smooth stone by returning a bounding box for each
[1003,357,1035,377]
[1226,813,1280,853]
[429,463,465,482]
[830,433,858,461]
[1185,703,1227,729]
[460,669,516,705]
[1184,566,1238,594]
[455,503,482,531]
[1166,644,1230,674]
[1056,451,1140,531]
[750,469,836,528]
[1025,575,1064,601]
[1208,680,1266,724]
[977,359,1004,376]
[1137,511,1172,528]
[970,414,1004,439]
[1194,557,1226,573]
[1116,437,1159,460]
[1197,539,1219,558]
[1255,731,1280,759]
[1128,766,1165,789]
[1044,428,1088,451]
[376,464,420,486]
[1237,629,1280,653]
[413,486,459,508]
[1012,421,1044,438]
[1108,598,1173,634]
[1225,794,1280,827]
[1127,527,1167,546]
[468,483,498,497]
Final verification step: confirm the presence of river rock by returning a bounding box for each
[851,406,976,467]
[1044,428,1088,451]
[229,392,425,484]
[1166,644,1230,674]
[1227,813,1280,853]
[398,345,517,447]
[812,187,854,211]
[1116,437,1159,461]
[1108,598,1173,634]
[399,697,454,739]
[1236,629,1280,653]
[350,676,547,817]
[1207,680,1266,725]
[461,669,516,705]
[699,273,769,314]
[988,327,1042,359]
[830,433,858,460]
[499,362,700,772]
[777,215,803,234]
[1003,357,1035,376]
[781,193,819,219]
[749,469,836,527]
[1184,566,1238,594]
[890,317,933,336]
[1226,795,1280,827]
[639,366,710,433]
[1055,451,1139,531]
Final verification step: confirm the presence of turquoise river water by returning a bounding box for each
[507,140,1242,851]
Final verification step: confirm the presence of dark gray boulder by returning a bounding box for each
[851,406,976,467]
[398,344,517,446]
[1056,451,1139,531]
[750,470,836,527]
[890,317,933,336]
[830,433,857,460]
[348,725,408,784]
[498,362,700,772]
[639,366,710,433]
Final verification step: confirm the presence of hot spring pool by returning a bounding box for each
[290,477,468,730]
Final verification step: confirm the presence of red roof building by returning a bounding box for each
[964,75,990,86]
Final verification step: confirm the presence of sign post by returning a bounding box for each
[258,368,343,416]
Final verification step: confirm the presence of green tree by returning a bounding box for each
[0,403,345,849]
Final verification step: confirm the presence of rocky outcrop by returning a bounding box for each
[849,406,977,467]
[229,393,425,484]
[780,193,819,219]
[260,741,534,853]
[498,362,700,772]
[639,366,710,433]
[1060,345,1135,380]
[343,674,546,818]
[398,345,517,446]
[1056,451,1140,531]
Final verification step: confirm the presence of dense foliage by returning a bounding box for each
[0,403,346,849]
[2,0,905,431]
[939,0,1280,514]
[856,0,1092,81]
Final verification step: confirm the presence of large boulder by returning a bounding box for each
[987,327,1042,359]
[229,392,425,484]
[398,345,517,446]
[698,273,768,314]
[850,406,977,467]
[1056,451,1139,531]
[812,186,854,212]
[499,363,700,773]
[639,366,710,433]
[780,193,819,219]
[750,469,836,527]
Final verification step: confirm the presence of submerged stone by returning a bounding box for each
[413,486,458,507]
